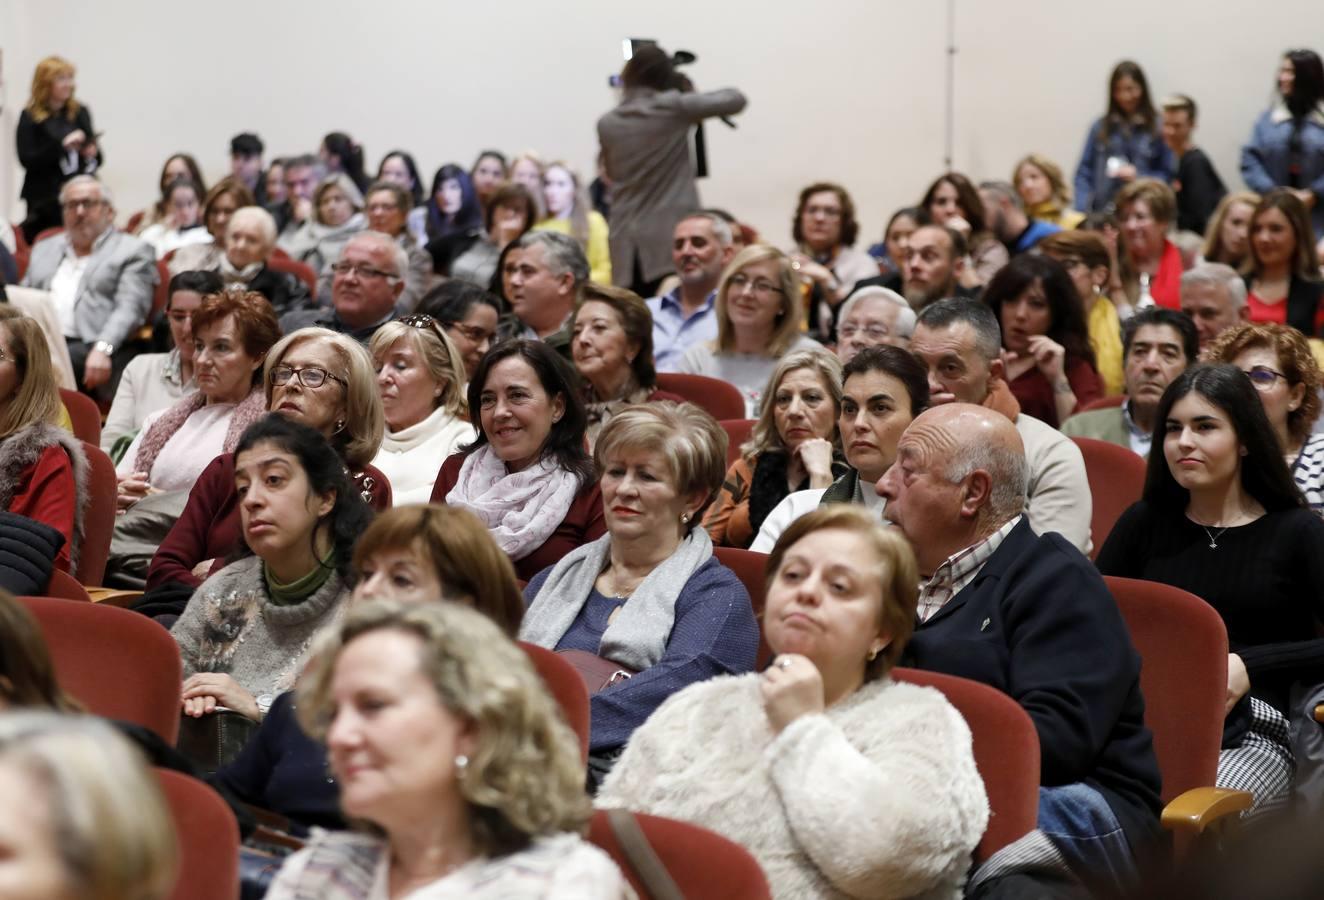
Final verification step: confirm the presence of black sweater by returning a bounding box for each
[1096,501,1324,722]
[903,519,1163,855]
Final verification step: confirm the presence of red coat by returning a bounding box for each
[9,444,76,573]
[147,453,392,590]
[430,452,606,582]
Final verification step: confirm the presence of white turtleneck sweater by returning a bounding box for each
[371,406,476,506]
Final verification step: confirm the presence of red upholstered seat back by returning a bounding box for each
[1071,436,1147,558]
[267,255,319,299]
[893,667,1041,863]
[78,441,118,586]
[519,641,590,764]
[59,388,102,446]
[156,769,240,900]
[719,418,755,467]
[19,596,182,743]
[712,547,772,668]
[655,373,747,421]
[1104,576,1227,804]
[588,809,772,900]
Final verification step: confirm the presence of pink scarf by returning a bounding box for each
[446,445,582,560]
[134,387,268,476]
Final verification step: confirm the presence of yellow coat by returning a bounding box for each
[1088,296,1125,396]
[533,212,612,285]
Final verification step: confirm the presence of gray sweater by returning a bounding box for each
[171,556,348,703]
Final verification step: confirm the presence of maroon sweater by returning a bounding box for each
[430,452,606,582]
[147,453,391,590]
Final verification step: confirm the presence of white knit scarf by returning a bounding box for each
[446,446,581,561]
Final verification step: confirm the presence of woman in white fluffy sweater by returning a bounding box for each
[597,505,988,899]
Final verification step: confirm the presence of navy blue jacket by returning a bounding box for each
[902,519,1163,854]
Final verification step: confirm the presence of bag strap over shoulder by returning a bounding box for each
[605,808,684,900]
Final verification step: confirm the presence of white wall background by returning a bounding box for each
[3,0,1321,248]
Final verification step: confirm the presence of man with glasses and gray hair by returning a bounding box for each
[22,175,157,398]
[279,231,405,343]
[496,231,589,360]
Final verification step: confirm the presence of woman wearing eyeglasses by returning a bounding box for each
[676,246,822,417]
[1204,322,1324,515]
[368,316,475,505]
[145,328,389,599]
[417,280,502,383]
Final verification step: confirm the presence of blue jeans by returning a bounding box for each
[1038,783,1137,892]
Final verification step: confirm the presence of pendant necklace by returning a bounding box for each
[1201,524,1230,550]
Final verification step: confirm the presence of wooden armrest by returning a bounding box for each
[1314,703,1324,723]
[250,824,305,852]
[243,803,293,832]
[86,587,144,607]
[1161,787,1253,833]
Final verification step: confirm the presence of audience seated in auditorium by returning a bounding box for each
[864,206,928,287]
[648,211,735,372]
[211,504,524,832]
[279,231,403,342]
[535,161,612,285]
[884,404,1161,889]
[1242,189,1324,332]
[416,280,500,384]
[101,270,216,454]
[1240,49,1324,239]
[134,155,206,232]
[1062,308,1198,456]
[268,600,628,897]
[677,246,821,415]
[1014,154,1085,230]
[984,254,1104,428]
[979,179,1061,255]
[1201,191,1260,270]
[909,299,1093,552]
[374,150,426,246]
[16,55,102,243]
[21,175,157,399]
[0,713,177,900]
[1096,364,1324,813]
[263,158,288,214]
[147,327,387,593]
[1180,262,1250,352]
[597,43,746,295]
[898,224,975,310]
[423,163,484,253]
[470,150,509,213]
[523,403,758,777]
[273,154,325,242]
[432,340,605,581]
[599,505,988,898]
[1074,60,1174,214]
[138,177,210,260]
[704,349,845,549]
[174,416,371,724]
[332,180,432,315]
[921,172,1008,290]
[509,152,548,219]
[834,287,915,361]
[495,231,588,359]
[1204,322,1324,514]
[572,284,682,450]
[166,176,256,274]
[753,346,929,551]
[1039,230,1126,395]
[1161,94,1227,234]
[0,308,89,574]
[318,131,370,194]
[444,181,537,290]
[1117,177,1184,309]
[229,132,266,204]
[368,317,474,506]
[788,182,880,333]
[280,174,366,277]
[172,204,312,316]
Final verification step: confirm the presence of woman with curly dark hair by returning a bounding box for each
[984,254,1102,427]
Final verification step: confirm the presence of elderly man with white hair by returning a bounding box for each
[834,286,915,362]
[22,175,157,398]
[279,230,405,344]
[1178,262,1249,352]
[882,403,1162,891]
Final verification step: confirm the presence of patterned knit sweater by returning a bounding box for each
[171,556,348,703]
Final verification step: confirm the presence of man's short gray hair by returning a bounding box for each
[227,205,277,248]
[944,439,1027,522]
[58,175,113,209]
[838,287,917,338]
[513,231,589,284]
[1181,262,1247,309]
[351,230,409,279]
[915,298,1002,361]
[678,211,734,248]
[979,180,1022,211]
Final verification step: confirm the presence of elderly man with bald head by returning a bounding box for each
[880,404,1162,889]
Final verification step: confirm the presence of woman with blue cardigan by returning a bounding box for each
[1074,60,1174,214]
[520,403,759,785]
[1241,49,1324,240]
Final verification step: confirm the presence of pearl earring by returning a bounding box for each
[680,512,691,524]
[455,754,469,773]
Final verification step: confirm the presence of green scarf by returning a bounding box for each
[264,553,335,606]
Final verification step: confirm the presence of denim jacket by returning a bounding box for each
[1073,115,1174,213]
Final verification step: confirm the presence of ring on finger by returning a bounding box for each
[777,657,793,670]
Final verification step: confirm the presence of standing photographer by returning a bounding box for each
[598,45,746,296]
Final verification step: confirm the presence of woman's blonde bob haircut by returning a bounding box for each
[743,347,843,461]
[263,328,385,467]
[351,504,524,637]
[714,245,805,356]
[766,505,919,679]
[0,712,178,900]
[297,600,591,856]
[368,320,468,418]
[0,307,61,437]
[592,402,729,529]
